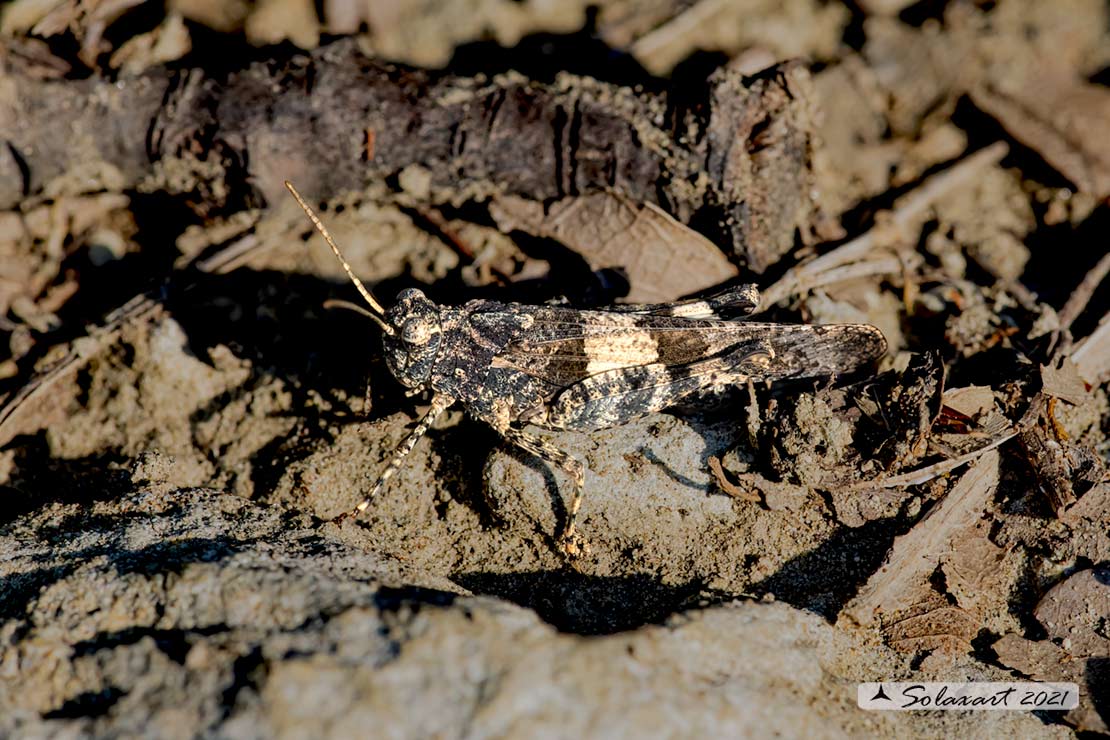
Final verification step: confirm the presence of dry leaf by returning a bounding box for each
[941,385,996,419]
[993,634,1070,677]
[993,567,1110,734]
[884,596,980,654]
[489,192,738,303]
[1041,357,1091,406]
[939,523,1007,614]
[1061,480,1110,527]
[994,640,1107,734]
[842,450,1000,627]
[932,409,1014,459]
[1073,318,1110,385]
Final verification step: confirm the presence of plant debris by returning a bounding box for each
[489,192,738,302]
[0,1,1108,736]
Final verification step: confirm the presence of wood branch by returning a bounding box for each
[1057,251,1110,336]
[0,38,824,273]
[758,142,1009,311]
[489,192,739,302]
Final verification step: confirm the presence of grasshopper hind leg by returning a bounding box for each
[500,426,588,556]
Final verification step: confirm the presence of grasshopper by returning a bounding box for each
[285,182,885,553]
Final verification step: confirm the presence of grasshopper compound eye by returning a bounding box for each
[401,317,436,345]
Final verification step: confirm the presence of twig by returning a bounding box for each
[783,255,904,298]
[198,237,255,274]
[629,0,732,67]
[851,431,1016,490]
[195,234,266,274]
[0,293,162,447]
[707,455,760,502]
[758,142,1009,312]
[1056,251,1110,351]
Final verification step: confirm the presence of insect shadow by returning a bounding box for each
[637,446,710,492]
[748,515,904,621]
[425,417,508,531]
[452,570,705,635]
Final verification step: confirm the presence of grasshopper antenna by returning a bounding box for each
[323,298,383,320]
[284,181,394,336]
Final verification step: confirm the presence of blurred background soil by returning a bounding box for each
[0,0,1108,736]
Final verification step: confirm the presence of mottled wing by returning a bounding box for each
[545,346,769,431]
[604,285,761,318]
[490,305,885,391]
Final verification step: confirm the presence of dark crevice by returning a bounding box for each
[447,24,656,91]
[0,434,132,526]
[44,687,125,720]
[220,646,268,717]
[72,625,226,662]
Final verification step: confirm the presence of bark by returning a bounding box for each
[1,39,822,271]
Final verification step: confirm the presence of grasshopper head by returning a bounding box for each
[283,183,444,389]
[382,288,443,388]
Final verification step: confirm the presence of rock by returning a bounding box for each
[0,487,1062,737]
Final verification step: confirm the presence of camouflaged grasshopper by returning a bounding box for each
[286,182,886,553]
